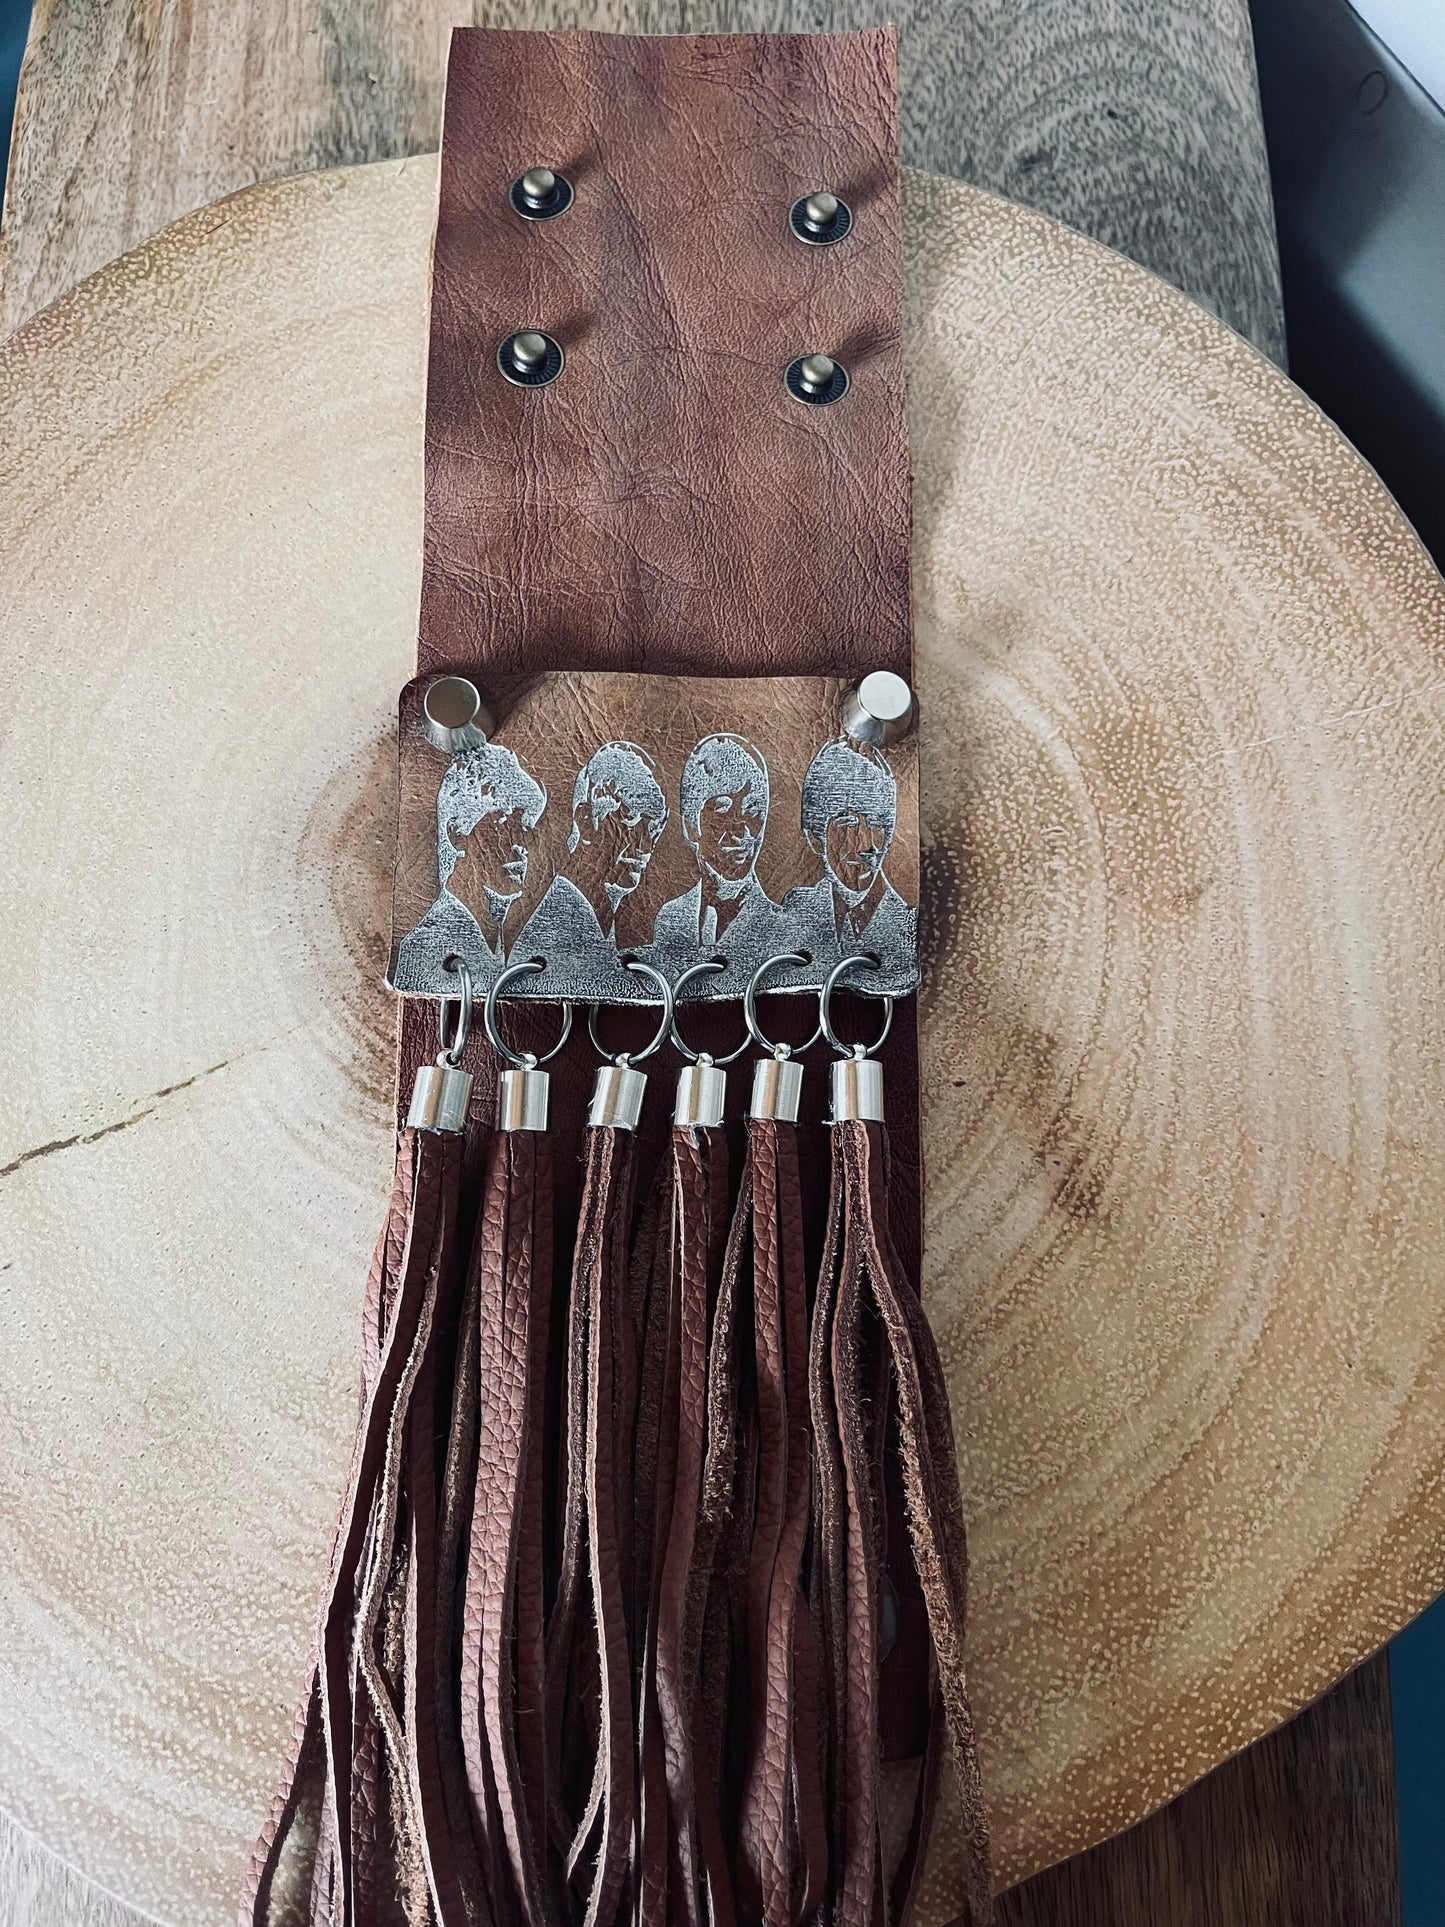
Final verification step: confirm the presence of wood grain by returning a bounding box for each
[0,1659,1399,1927]
[0,157,1436,1927]
[1000,1653,1400,1927]
[0,0,1284,357]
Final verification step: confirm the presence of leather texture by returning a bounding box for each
[245,27,975,1927]
[240,1127,467,1927]
[732,1117,827,1926]
[461,1126,555,1927]
[810,1121,994,1927]
[636,1124,733,1927]
[422,32,909,680]
[399,27,923,1304]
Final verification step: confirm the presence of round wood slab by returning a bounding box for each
[1,155,1443,1926]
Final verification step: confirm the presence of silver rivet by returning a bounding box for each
[422,675,493,754]
[509,167,573,220]
[498,329,564,387]
[786,352,849,406]
[789,189,853,245]
[842,671,914,747]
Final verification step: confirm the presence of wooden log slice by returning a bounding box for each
[0,156,1441,1927]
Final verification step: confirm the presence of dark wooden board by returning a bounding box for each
[999,1654,1400,1927]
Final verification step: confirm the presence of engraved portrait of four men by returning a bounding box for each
[396,729,915,995]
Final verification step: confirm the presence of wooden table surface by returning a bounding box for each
[0,3,1399,1923]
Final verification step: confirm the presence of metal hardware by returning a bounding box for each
[748,1053,804,1123]
[829,1050,884,1123]
[509,166,574,220]
[588,1061,648,1130]
[407,1059,474,1133]
[675,1057,727,1128]
[483,958,573,1133]
[671,958,750,1066]
[422,675,493,754]
[842,671,914,748]
[498,329,564,387]
[406,955,475,1132]
[789,189,853,245]
[744,952,823,1058]
[483,958,574,1067]
[586,959,674,1130]
[819,951,894,1058]
[587,959,675,1066]
[786,353,848,407]
[438,955,474,1065]
[821,952,893,1124]
[497,1066,551,1132]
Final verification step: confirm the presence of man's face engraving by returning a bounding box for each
[586,783,663,897]
[694,782,766,884]
[452,808,530,905]
[818,808,892,897]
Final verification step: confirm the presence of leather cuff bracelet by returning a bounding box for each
[242,28,993,1927]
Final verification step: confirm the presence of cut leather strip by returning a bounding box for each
[461,1126,555,1927]
[841,1121,993,1925]
[547,1122,641,1927]
[244,1128,465,1927]
[810,1121,995,1927]
[635,1123,732,1927]
[403,26,923,1268]
[735,1117,822,1927]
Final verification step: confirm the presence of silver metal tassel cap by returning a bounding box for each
[675,1059,726,1128]
[407,1057,474,1134]
[829,1051,884,1124]
[749,1054,804,1123]
[588,1062,648,1131]
[497,1065,550,1132]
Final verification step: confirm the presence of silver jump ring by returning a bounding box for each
[819,952,894,1058]
[671,958,751,1067]
[587,958,676,1067]
[438,954,475,1066]
[483,957,575,1070]
[744,951,823,1060]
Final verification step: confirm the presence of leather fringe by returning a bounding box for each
[241,1126,468,1927]
[636,1124,732,1927]
[545,1123,642,1927]
[810,1120,994,1927]
[726,1115,828,1927]
[244,1104,991,1927]
[459,1126,555,1927]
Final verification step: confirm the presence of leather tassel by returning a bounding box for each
[459,1075,556,1927]
[733,1099,827,1927]
[546,1058,649,1927]
[637,1059,732,1927]
[242,1115,471,1927]
[243,984,477,1927]
[811,1052,994,1927]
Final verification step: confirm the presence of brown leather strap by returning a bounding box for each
[461,1128,555,1926]
[840,1122,994,1925]
[244,1129,465,1927]
[402,27,921,1266]
[636,1124,731,1927]
[545,1123,641,1926]
[736,1118,822,1927]
[810,1122,995,1926]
